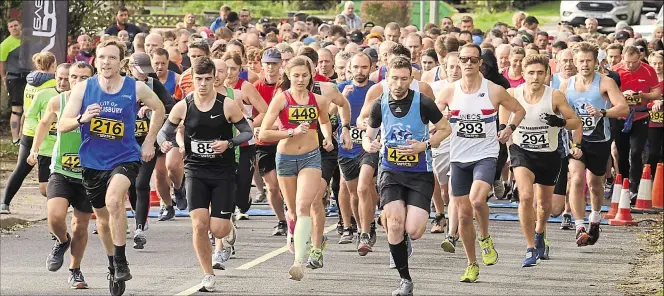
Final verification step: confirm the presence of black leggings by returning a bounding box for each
[129,153,157,229]
[234,145,256,213]
[495,142,508,181]
[616,119,650,193]
[330,164,340,207]
[647,127,663,176]
[2,136,35,206]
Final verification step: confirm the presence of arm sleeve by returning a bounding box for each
[157,120,178,147]
[231,118,253,145]
[420,95,443,124]
[151,80,176,114]
[368,99,383,128]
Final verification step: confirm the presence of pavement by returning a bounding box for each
[0,183,641,296]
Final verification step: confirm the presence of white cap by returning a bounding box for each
[597,49,607,63]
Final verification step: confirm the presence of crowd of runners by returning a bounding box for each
[1,2,663,295]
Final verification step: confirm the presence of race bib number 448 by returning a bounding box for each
[90,118,124,141]
[288,105,318,125]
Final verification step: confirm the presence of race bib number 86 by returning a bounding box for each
[90,118,124,141]
[580,115,596,131]
[288,105,318,125]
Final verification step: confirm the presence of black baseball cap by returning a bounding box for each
[350,30,364,44]
[130,53,154,74]
[615,31,630,41]
[259,18,270,24]
[364,21,375,29]
[261,48,282,63]
[363,47,378,64]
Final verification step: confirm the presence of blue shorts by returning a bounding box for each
[450,157,497,197]
[276,149,322,177]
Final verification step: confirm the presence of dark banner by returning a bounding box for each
[20,0,68,70]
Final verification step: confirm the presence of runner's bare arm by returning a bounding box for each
[137,81,166,146]
[157,100,186,150]
[356,83,382,130]
[325,83,351,126]
[494,83,526,127]
[242,82,268,126]
[498,88,515,126]
[552,89,581,130]
[59,80,88,133]
[600,75,629,118]
[258,92,290,142]
[419,81,435,100]
[429,111,451,148]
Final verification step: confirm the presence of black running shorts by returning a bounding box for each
[82,162,140,209]
[509,145,562,186]
[47,173,93,213]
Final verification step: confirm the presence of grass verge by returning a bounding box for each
[617,214,664,296]
[452,1,560,32]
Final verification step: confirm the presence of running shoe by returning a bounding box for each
[392,278,414,296]
[68,269,88,289]
[541,239,550,260]
[0,204,9,214]
[478,236,498,265]
[338,227,354,244]
[336,219,344,235]
[47,233,71,271]
[173,186,187,210]
[158,205,175,221]
[92,223,98,234]
[559,213,573,230]
[50,233,57,240]
[288,263,305,281]
[534,232,546,259]
[587,222,601,245]
[198,274,216,292]
[369,221,377,248]
[494,180,506,200]
[272,221,287,236]
[430,214,445,233]
[133,229,147,249]
[459,262,479,283]
[357,233,372,256]
[306,247,324,269]
[235,208,249,220]
[253,189,267,203]
[575,226,589,247]
[522,248,538,267]
[212,250,227,270]
[604,178,614,199]
[113,257,132,281]
[441,235,458,253]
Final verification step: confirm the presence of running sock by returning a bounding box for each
[107,255,114,268]
[114,245,126,260]
[293,216,312,264]
[589,211,601,223]
[575,219,585,231]
[389,239,411,280]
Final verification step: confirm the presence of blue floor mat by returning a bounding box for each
[487,202,610,212]
[128,208,608,225]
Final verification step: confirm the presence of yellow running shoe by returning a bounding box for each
[460,262,480,282]
[478,236,498,265]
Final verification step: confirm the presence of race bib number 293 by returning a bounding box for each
[457,120,485,138]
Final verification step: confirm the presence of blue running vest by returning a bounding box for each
[565,73,611,142]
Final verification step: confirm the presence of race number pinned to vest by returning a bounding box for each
[48,121,58,136]
[650,110,663,124]
[288,105,319,125]
[626,95,642,106]
[350,126,365,144]
[190,139,218,158]
[61,153,82,173]
[134,119,148,137]
[386,147,419,168]
[518,130,550,150]
[456,119,485,138]
[90,117,124,141]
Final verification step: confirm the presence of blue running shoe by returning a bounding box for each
[522,248,538,267]
[534,232,546,259]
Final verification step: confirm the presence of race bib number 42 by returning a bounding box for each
[190,140,217,158]
[456,120,485,138]
[386,147,418,168]
[350,127,365,145]
[135,119,148,138]
[61,153,82,173]
[48,122,57,136]
[90,118,124,141]
[288,105,318,125]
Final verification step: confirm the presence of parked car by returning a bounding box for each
[560,1,643,27]
[631,5,663,42]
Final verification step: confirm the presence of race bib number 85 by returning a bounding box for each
[288,105,318,125]
[90,118,124,141]
[457,121,485,138]
[350,127,365,145]
[386,147,418,168]
[190,140,217,158]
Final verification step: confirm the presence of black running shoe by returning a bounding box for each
[47,233,71,271]
[113,258,132,281]
[272,220,287,236]
[336,219,344,235]
[173,186,187,210]
[587,222,601,245]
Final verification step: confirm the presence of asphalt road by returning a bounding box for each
[0,200,638,296]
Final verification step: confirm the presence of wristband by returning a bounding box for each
[498,124,507,131]
[227,140,235,149]
[76,114,83,125]
[600,109,607,117]
[287,129,294,137]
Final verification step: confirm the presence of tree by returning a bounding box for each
[68,0,141,37]
[360,1,412,27]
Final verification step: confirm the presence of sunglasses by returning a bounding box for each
[459,56,481,64]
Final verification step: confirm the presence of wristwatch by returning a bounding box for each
[600,109,607,117]
[425,140,432,150]
[227,141,235,149]
[76,114,83,125]
[571,142,580,149]
[509,124,517,131]
[287,129,294,137]
[342,123,351,130]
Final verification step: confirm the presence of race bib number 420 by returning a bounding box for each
[350,127,365,145]
[456,120,485,138]
[190,140,217,158]
[288,105,318,125]
[386,147,418,168]
[90,118,124,141]
[61,153,82,173]
[135,119,148,137]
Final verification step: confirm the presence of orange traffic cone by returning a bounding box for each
[603,174,623,219]
[635,165,653,210]
[609,178,638,226]
[653,163,663,210]
[150,190,161,206]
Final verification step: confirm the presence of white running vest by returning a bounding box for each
[511,85,560,153]
[448,78,499,163]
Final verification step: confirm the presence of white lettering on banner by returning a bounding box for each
[32,0,57,52]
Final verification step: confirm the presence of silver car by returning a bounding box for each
[560,0,643,27]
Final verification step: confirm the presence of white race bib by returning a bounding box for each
[456,120,486,138]
[349,126,365,145]
[580,114,597,132]
[519,131,550,150]
[190,139,216,157]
